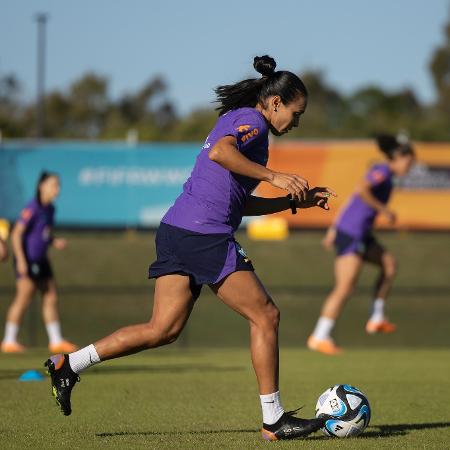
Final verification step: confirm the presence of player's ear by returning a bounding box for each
[270,95,282,111]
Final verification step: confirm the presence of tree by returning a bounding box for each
[429,12,450,126]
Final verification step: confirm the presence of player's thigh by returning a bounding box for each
[334,253,363,289]
[210,271,277,323]
[150,274,196,332]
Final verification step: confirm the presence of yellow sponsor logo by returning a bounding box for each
[241,128,259,143]
[236,125,251,133]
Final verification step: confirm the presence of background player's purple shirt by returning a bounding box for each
[18,198,55,261]
[162,107,269,234]
[336,163,393,238]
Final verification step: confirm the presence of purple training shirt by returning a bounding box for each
[162,107,269,234]
[336,163,393,238]
[18,198,54,261]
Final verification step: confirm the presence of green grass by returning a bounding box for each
[0,230,449,448]
[0,348,449,449]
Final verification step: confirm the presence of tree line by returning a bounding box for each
[1,16,449,142]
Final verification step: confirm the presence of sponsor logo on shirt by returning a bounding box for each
[371,169,386,184]
[20,208,33,221]
[240,127,259,143]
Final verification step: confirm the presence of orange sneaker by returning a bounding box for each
[307,335,342,355]
[366,319,397,334]
[1,342,26,353]
[48,340,78,354]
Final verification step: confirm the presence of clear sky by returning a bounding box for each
[1,0,449,114]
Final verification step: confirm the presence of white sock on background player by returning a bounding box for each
[260,390,284,424]
[2,322,19,344]
[68,344,101,373]
[312,316,335,340]
[369,298,385,323]
[46,321,63,345]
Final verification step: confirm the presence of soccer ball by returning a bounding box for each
[315,384,371,438]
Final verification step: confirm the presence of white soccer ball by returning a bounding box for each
[315,384,371,438]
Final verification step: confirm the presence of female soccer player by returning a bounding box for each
[45,56,335,441]
[1,172,77,354]
[307,135,415,355]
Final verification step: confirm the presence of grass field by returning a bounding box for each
[0,230,449,448]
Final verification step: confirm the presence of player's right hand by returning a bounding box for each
[381,208,396,225]
[17,259,28,276]
[270,172,309,201]
[0,240,8,262]
[322,227,336,251]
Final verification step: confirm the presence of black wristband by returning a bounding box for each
[287,194,297,215]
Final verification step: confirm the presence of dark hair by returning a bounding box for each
[376,134,415,160]
[36,171,58,205]
[214,55,308,116]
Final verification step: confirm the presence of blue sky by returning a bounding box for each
[1,0,449,114]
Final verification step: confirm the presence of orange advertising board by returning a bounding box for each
[257,140,450,230]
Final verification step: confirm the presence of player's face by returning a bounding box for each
[41,176,60,202]
[392,153,415,176]
[268,95,307,136]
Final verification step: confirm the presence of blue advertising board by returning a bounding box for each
[0,142,200,227]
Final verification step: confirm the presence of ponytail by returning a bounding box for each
[214,55,307,116]
[376,134,415,160]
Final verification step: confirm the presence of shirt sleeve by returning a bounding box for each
[366,165,390,187]
[18,203,37,228]
[229,113,264,153]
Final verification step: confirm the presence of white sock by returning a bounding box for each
[312,316,335,340]
[46,321,63,345]
[369,298,385,323]
[2,322,19,344]
[260,390,284,425]
[68,344,101,374]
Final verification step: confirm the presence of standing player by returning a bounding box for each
[45,55,335,441]
[307,135,415,355]
[1,172,77,354]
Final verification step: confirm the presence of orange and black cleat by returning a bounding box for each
[307,335,343,356]
[366,319,397,334]
[44,354,80,416]
[261,411,324,441]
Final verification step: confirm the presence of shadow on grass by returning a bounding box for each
[97,429,258,437]
[0,364,244,381]
[360,422,450,438]
[97,422,450,439]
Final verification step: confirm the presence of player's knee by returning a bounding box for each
[334,282,354,298]
[43,293,57,305]
[254,299,280,331]
[148,324,182,346]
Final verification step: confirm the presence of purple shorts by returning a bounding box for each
[149,222,254,299]
[334,229,377,257]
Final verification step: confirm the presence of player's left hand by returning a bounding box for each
[297,187,337,210]
[53,238,67,250]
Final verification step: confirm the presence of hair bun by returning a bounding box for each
[376,134,399,153]
[253,55,276,77]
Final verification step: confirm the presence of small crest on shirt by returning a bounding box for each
[371,169,386,184]
[236,125,252,133]
[20,208,32,221]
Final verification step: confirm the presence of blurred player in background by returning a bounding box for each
[1,171,77,354]
[307,135,415,355]
[45,55,336,441]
